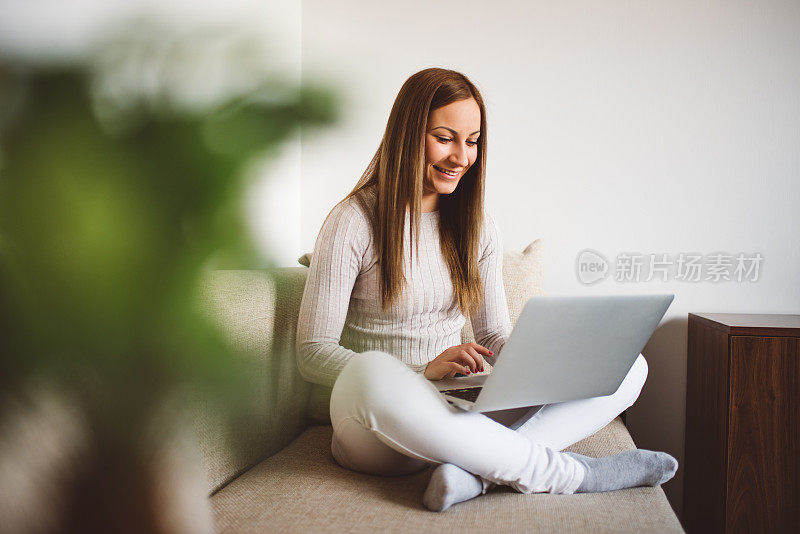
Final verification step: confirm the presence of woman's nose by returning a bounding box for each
[449,142,470,166]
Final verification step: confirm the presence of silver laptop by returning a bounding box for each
[437,294,674,412]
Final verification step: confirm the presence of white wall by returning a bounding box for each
[299,0,800,520]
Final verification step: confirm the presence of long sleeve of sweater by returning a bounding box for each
[295,201,370,388]
[470,212,512,368]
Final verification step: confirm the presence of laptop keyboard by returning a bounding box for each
[441,386,483,402]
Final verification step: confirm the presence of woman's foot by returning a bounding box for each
[422,463,485,512]
[564,449,678,493]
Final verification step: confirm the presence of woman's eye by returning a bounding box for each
[435,136,478,147]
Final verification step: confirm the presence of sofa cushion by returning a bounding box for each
[461,238,544,345]
[210,419,684,532]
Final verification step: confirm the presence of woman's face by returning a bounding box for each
[424,98,481,201]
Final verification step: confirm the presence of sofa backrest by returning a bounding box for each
[196,239,543,494]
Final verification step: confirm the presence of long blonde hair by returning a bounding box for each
[342,67,488,317]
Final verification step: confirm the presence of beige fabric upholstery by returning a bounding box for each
[196,269,312,492]
[462,238,544,345]
[211,421,684,533]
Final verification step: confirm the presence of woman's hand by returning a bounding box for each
[423,343,494,381]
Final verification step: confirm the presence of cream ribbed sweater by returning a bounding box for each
[296,197,512,388]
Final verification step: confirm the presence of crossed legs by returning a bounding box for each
[328,350,670,510]
[330,351,587,494]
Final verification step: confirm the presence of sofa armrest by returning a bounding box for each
[194,268,312,494]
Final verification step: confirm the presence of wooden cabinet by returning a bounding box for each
[684,313,800,533]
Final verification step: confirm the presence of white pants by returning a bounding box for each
[329,350,648,495]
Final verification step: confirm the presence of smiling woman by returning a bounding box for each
[295,67,676,513]
[423,98,482,212]
[338,69,490,321]
[297,67,496,383]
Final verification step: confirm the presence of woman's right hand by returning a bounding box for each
[423,343,493,381]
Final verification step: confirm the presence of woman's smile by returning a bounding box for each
[432,164,462,179]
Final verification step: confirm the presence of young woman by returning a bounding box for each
[296,68,677,512]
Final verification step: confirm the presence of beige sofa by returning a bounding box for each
[197,240,684,533]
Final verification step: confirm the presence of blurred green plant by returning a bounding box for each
[0,21,338,532]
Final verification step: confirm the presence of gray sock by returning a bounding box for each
[564,449,678,493]
[422,463,484,512]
